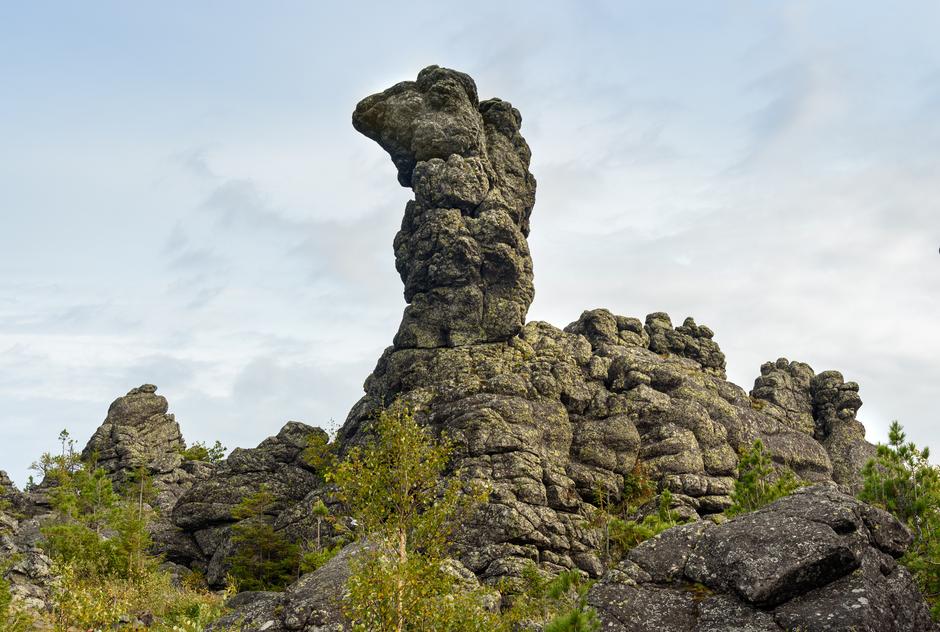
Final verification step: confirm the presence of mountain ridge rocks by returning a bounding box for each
[588,485,937,631]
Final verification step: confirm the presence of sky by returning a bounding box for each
[1,2,938,486]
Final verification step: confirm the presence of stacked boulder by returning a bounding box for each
[81,384,207,513]
[171,422,330,586]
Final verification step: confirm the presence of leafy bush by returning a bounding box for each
[860,421,940,619]
[591,464,680,563]
[180,440,227,464]
[502,565,600,632]
[36,447,155,581]
[47,560,232,631]
[20,429,231,630]
[726,439,800,516]
[302,431,337,472]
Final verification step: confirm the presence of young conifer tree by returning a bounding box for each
[328,403,493,631]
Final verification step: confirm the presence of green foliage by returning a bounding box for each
[47,560,233,631]
[860,421,940,619]
[501,565,600,632]
[608,489,683,552]
[300,543,341,574]
[591,463,683,564]
[23,429,230,630]
[180,440,227,464]
[302,431,337,472]
[36,445,155,581]
[726,440,801,517]
[330,403,494,631]
[228,485,300,592]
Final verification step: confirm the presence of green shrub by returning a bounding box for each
[608,489,683,552]
[860,421,940,619]
[24,429,231,630]
[180,440,227,464]
[726,440,800,517]
[500,565,599,632]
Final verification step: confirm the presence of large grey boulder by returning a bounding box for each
[588,485,937,631]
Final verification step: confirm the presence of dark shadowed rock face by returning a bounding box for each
[171,422,327,586]
[340,66,879,585]
[589,485,937,631]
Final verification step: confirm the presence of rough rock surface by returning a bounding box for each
[338,66,879,584]
[171,422,328,586]
[1,499,54,613]
[352,64,536,348]
[208,541,364,632]
[81,384,197,513]
[588,484,937,631]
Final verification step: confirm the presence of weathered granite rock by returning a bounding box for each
[588,485,937,631]
[338,66,880,586]
[353,65,536,348]
[1,502,54,613]
[171,422,328,586]
[751,360,876,492]
[0,470,38,518]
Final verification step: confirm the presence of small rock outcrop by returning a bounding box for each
[0,484,53,613]
[339,66,880,584]
[208,541,364,632]
[751,360,876,492]
[171,422,328,586]
[81,384,198,513]
[588,484,937,631]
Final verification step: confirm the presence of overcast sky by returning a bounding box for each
[1,2,938,486]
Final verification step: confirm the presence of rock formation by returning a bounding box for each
[588,484,935,631]
[171,421,330,586]
[81,384,203,513]
[352,65,535,348]
[3,65,930,631]
[339,66,880,584]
